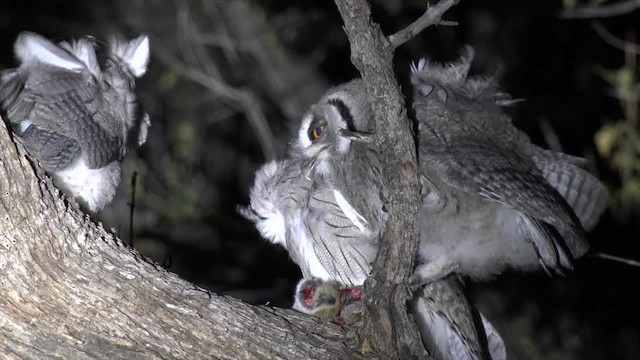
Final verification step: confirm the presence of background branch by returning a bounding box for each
[558,0,640,19]
[591,21,640,54]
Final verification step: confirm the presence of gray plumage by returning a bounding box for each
[241,157,377,286]
[240,159,314,273]
[411,47,608,282]
[243,49,607,357]
[287,81,386,285]
[243,82,385,286]
[242,79,504,359]
[0,31,150,213]
[291,81,386,235]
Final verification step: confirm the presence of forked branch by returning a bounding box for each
[388,0,460,49]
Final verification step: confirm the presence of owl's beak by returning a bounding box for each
[338,129,374,143]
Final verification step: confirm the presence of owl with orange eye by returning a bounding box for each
[292,81,378,180]
[284,80,387,285]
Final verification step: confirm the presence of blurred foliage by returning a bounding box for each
[595,49,640,216]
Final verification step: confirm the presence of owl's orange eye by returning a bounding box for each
[309,124,327,141]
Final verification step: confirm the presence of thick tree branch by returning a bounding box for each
[333,0,459,358]
[0,120,367,358]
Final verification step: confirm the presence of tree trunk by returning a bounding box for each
[0,120,367,359]
[332,0,425,357]
[333,0,460,358]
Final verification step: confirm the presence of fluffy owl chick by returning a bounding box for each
[411,47,608,283]
[0,31,151,213]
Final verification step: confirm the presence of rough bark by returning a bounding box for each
[0,120,367,359]
[333,0,459,358]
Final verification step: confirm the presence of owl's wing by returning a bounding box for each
[303,182,376,286]
[27,68,125,169]
[1,33,124,169]
[420,135,587,271]
[19,125,81,171]
[531,149,608,232]
[0,70,31,123]
[1,70,123,170]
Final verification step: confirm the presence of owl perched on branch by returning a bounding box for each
[242,47,607,359]
[0,31,150,213]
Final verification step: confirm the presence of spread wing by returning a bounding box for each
[420,135,587,271]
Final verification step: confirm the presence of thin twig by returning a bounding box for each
[388,0,460,49]
[177,1,223,80]
[592,21,640,54]
[165,2,276,160]
[589,252,640,268]
[558,0,640,19]
[202,0,241,63]
[198,34,251,52]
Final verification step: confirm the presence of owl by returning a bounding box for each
[242,78,507,359]
[0,31,150,212]
[410,47,608,284]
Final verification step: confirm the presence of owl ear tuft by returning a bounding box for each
[122,35,149,77]
[14,32,85,72]
[60,37,100,77]
[108,34,150,78]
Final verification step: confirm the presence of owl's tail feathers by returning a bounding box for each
[410,278,506,360]
[519,215,576,274]
[535,156,608,232]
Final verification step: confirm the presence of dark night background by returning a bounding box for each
[0,1,638,359]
